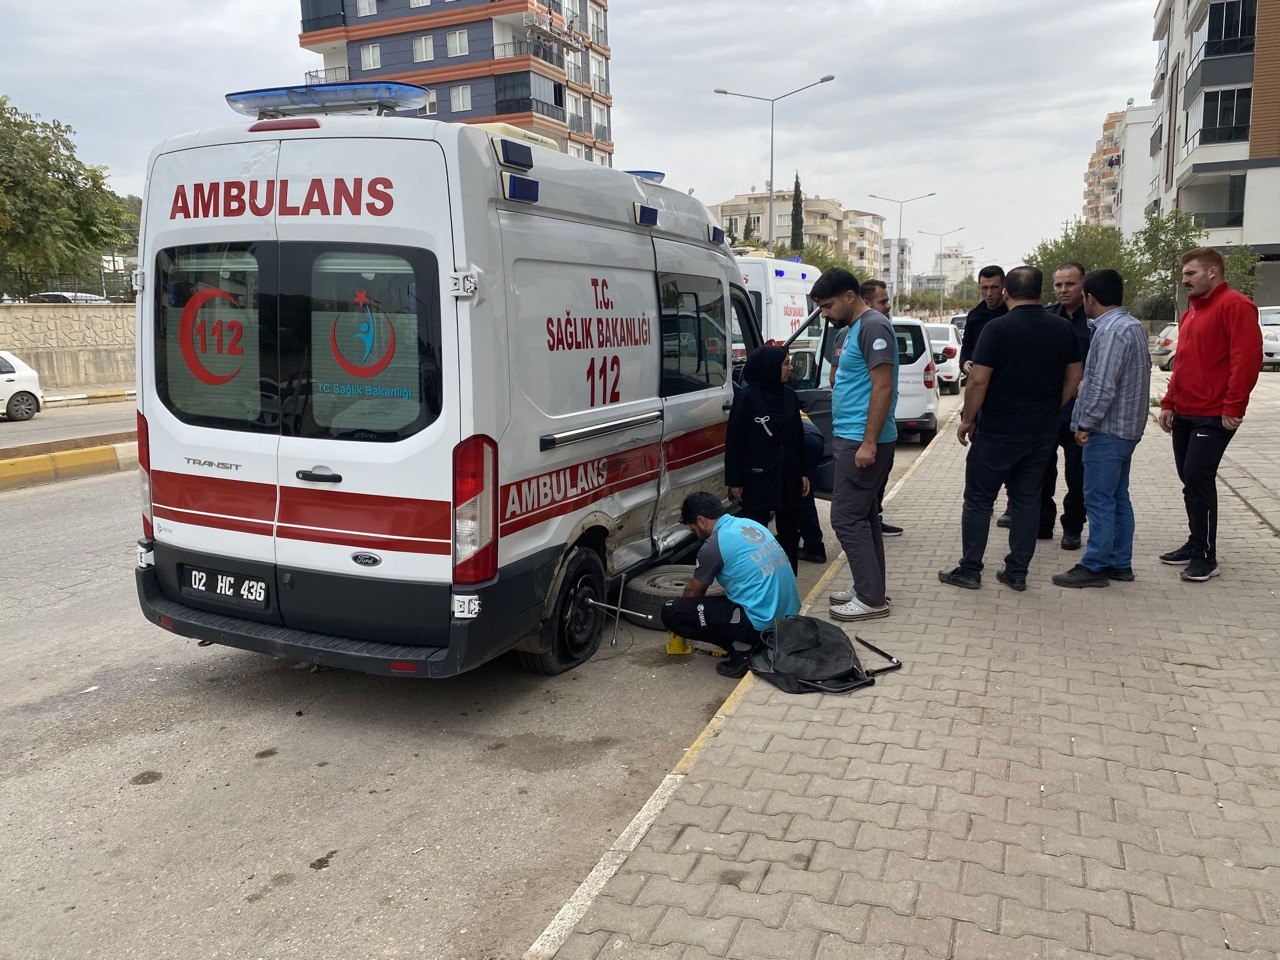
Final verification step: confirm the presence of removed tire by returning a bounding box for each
[518,547,607,675]
[5,392,38,421]
[619,564,725,630]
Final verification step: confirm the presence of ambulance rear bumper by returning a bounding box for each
[135,562,545,679]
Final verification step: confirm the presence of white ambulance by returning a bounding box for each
[737,256,821,354]
[133,82,762,678]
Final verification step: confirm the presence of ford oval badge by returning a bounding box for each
[351,552,382,567]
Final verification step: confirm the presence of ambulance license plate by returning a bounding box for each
[182,565,269,609]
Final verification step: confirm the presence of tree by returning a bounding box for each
[1222,243,1262,299]
[742,216,757,244]
[0,96,131,281]
[1128,210,1205,324]
[1024,220,1140,285]
[790,173,804,252]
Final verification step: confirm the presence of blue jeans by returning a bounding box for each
[1080,433,1139,572]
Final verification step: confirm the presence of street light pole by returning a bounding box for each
[919,227,964,317]
[868,191,935,314]
[714,75,836,253]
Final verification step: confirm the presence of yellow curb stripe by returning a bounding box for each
[0,453,58,489]
[0,443,136,489]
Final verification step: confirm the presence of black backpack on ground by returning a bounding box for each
[750,615,901,695]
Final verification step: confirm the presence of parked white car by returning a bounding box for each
[926,322,963,394]
[891,317,940,443]
[0,350,43,421]
[1260,306,1280,371]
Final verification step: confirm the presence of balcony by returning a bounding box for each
[301,13,344,33]
[591,74,610,96]
[1198,123,1250,146]
[565,62,587,86]
[305,65,349,85]
[568,113,589,134]
[496,97,566,123]
[591,26,608,46]
[593,123,611,143]
[1193,210,1244,229]
[493,40,565,69]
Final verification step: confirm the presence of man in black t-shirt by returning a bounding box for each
[939,266,1083,591]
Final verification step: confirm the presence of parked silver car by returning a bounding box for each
[1151,323,1177,371]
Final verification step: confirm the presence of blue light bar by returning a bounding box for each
[634,204,659,227]
[775,269,786,277]
[226,81,430,118]
[503,172,540,204]
[497,140,535,171]
[626,170,666,184]
[708,226,725,245]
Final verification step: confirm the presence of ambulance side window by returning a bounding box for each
[657,273,728,397]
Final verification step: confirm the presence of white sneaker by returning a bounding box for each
[830,596,890,622]
[830,587,892,606]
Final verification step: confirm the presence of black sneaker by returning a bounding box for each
[938,567,981,590]
[1160,543,1194,565]
[797,547,827,564]
[715,656,751,679]
[1060,533,1082,551]
[880,522,904,537]
[996,569,1027,592]
[1104,566,1136,582]
[1051,564,1109,588]
[996,513,1011,529]
[1180,558,1220,582]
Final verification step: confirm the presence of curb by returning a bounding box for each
[0,441,138,491]
[44,389,136,408]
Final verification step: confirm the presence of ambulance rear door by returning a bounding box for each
[270,136,459,643]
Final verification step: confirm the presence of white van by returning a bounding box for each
[737,256,822,368]
[133,82,762,678]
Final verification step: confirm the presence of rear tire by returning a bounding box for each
[620,564,725,630]
[518,547,607,675]
[6,392,38,421]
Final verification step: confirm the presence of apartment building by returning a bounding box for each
[1083,111,1124,228]
[706,190,885,270]
[297,0,614,164]
[881,237,914,299]
[1088,103,1158,237]
[1146,0,1279,299]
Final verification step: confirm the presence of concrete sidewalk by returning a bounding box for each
[538,387,1280,959]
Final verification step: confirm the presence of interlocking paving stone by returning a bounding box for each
[548,397,1280,959]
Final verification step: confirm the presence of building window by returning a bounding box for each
[568,142,584,159]
[357,0,376,15]
[410,0,430,5]
[1200,87,1252,144]
[360,43,381,70]
[413,35,434,62]
[450,85,472,112]
[447,29,468,57]
[417,89,437,116]
[777,213,791,227]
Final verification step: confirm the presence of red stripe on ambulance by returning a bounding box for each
[500,446,663,535]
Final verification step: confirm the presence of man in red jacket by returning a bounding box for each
[1158,247,1261,582]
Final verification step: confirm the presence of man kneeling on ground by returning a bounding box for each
[661,491,801,678]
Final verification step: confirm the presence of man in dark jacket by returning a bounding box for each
[959,265,1008,373]
[1042,262,1093,549]
[939,266,1083,592]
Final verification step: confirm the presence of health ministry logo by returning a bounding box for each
[330,289,396,378]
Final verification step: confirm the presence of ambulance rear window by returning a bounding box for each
[154,242,441,440]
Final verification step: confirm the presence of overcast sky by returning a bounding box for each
[3,0,1157,269]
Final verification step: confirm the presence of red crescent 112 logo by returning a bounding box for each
[330,289,396,378]
[179,288,243,385]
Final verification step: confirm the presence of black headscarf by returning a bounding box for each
[742,345,787,395]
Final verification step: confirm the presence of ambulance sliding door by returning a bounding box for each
[651,238,735,551]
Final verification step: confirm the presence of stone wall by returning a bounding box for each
[0,303,135,389]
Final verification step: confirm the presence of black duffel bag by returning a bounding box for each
[750,615,901,695]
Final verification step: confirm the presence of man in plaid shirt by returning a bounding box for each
[1052,269,1151,588]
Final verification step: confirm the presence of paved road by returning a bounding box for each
[0,401,135,450]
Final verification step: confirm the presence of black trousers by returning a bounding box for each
[1040,422,1086,537]
[960,432,1056,579]
[660,596,762,656]
[1171,414,1236,560]
[740,505,801,574]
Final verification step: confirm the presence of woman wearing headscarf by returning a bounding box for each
[724,344,810,573]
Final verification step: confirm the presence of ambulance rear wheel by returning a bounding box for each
[519,547,606,675]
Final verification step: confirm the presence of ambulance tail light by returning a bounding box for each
[923,360,937,390]
[138,411,154,539]
[943,345,957,359]
[453,435,498,585]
